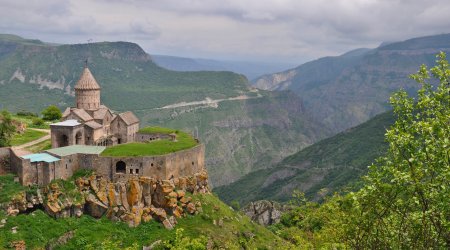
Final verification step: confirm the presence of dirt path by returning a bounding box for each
[12,128,51,150]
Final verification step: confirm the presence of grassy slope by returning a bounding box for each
[0,174,26,203]
[0,175,290,249]
[10,129,47,146]
[215,111,395,205]
[24,139,51,153]
[101,127,198,157]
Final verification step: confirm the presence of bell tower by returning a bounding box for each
[74,63,101,110]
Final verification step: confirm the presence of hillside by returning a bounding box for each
[214,111,395,205]
[0,175,290,249]
[0,34,328,187]
[152,54,295,80]
[253,33,450,132]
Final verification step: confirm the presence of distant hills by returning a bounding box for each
[214,111,395,205]
[0,34,328,187]
[253,33,450,132]
[151,54,295,80]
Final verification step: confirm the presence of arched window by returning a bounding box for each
[116,161,126,174]
[75,132,82,145]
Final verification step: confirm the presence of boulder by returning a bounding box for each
[85,193,108,218]
[241,200,288,226]
[186,202,196,214]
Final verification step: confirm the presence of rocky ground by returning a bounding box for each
[5,171,209,229]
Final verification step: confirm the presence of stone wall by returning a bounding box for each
[10,149,31,185]
[90,144,205,182]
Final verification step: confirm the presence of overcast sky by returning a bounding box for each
[1,0,450,63]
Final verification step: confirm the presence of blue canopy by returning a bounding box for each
[22,153,60,163]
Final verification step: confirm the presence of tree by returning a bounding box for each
[0,110,16,147]
[343,52,450,248]
[41,105,62,121]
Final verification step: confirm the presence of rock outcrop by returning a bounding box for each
[5,170,209,229]
[241,200,289,226]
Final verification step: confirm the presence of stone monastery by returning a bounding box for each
[52,66,139,148]
[6,65,206,187]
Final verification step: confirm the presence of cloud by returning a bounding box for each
[1,0,450,63]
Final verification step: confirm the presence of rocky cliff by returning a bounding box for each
[6,171,209,229]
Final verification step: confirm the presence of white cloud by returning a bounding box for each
[0,0,450,63]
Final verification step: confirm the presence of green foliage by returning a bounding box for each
[31,117,44,126]
[10,129,47,146]
[272,52,450,249]
[101,127,197,157]
[41,105,62,121]
[340,52,450,248]
[16,111,37,117]
[0,110,16,147]
[162,228,207,249]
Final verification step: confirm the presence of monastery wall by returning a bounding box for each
[89,144,205,182]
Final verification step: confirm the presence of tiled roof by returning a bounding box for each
[62,107,71,118]
[50,119,81,127]
[74,67,101,90]
[72,108,93,122]
[93,107,111,120]
[85,120,103,129]
[46,145,106,157]
[117,111,139,125]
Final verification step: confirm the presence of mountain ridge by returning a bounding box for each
[215,111,395,205]
[253,33,450,133]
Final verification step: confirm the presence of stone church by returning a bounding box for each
[50,66,139,148]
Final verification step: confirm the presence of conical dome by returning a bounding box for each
[74,67,101,90]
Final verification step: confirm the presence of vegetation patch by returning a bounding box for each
[24,139,51,153]
[0,191,290,249]
[101,127,198,157]
[10,129,47,146]
[0,174,26,204]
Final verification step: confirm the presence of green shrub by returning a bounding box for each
[32,117,44,126]
[41,105,62,121]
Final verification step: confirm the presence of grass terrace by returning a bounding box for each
[100,127,198,157]
[10,129,47,146]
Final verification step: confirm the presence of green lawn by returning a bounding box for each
[101,127,198,157]
[10,129,47,146]
[24,139,52,153]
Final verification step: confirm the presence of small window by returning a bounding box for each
[151,163,154,167]
[129,169,133,174]
[66,164,68,169]
[136,169,139,174]
[192,161,195,165]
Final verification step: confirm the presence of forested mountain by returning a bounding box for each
[215,111,395,205]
